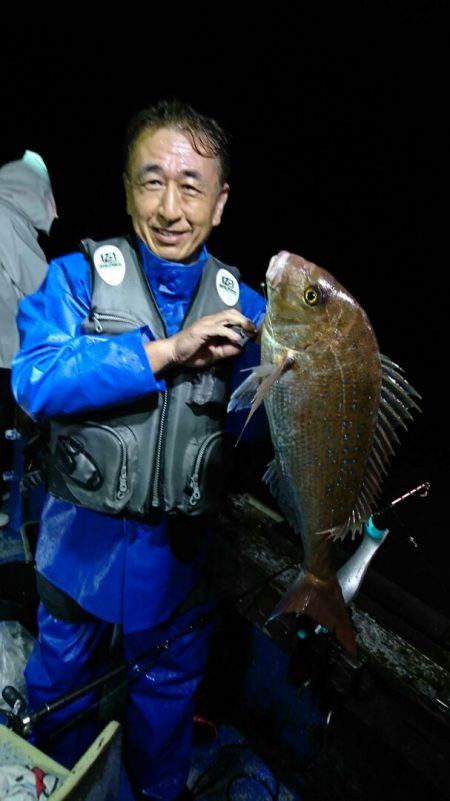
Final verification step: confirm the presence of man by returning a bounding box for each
[11,99,266,801]
[0,150,57,526]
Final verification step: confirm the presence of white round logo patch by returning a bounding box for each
[93,245,126,286]
[216,268,239,306]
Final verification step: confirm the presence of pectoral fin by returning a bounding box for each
[227,363,275,413]
[228,355,294,442]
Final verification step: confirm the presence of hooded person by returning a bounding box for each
[0,150,57,367]
[0,150,57,522]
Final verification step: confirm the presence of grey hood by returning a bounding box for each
[0,155,56,235]
[0,152,56,367]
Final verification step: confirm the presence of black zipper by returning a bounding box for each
[151,390,169,506]
[188,431,223,508]
[136,259,171,509]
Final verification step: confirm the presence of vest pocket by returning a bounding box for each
[51,422,138,513]
[82,309,145,335]
[182,431,233,515]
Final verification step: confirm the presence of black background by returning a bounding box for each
[1,3,447,615]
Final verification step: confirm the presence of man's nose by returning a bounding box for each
[158,183,182,222]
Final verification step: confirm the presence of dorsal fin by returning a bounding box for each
[336,354,421,540]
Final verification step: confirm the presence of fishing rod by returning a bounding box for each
[1,481,430,737]
[299,480,431,635]
[244,480,432,617]
[0,557,300,742]
[0,569,293,740]
[1,609,215,738]
[371,481,430,531]
[334,483,431,611]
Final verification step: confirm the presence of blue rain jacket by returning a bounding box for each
[12,239,266,633]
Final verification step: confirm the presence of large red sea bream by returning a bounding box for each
[229,251,421,655]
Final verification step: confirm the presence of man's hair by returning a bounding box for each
[123,98,231,184]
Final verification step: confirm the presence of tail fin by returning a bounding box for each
[267,570,357,656]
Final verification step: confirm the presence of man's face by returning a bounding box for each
[125,127,229,264]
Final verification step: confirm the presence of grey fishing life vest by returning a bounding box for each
[48,236,242,518]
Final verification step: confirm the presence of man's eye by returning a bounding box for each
[140,179,162,190]
[182,184,200,195]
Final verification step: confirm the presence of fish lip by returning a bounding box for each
[266,251,290,287]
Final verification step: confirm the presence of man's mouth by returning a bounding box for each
[154,228,189,242]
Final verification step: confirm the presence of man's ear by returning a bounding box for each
[212,183,230,227]
[123,172,132,215]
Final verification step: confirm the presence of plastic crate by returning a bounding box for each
[0,720,121,800]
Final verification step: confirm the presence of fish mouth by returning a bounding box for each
[266,251,290,287]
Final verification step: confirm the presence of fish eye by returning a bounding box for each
[304,285,322,306]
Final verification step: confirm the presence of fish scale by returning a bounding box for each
[261,328,380,542]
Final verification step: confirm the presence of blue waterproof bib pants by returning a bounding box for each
[25,599,215,800]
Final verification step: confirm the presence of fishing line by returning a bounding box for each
[322,708,334,750]
[258,282,267,300]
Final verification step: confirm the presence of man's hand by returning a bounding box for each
[145,310,256,375]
